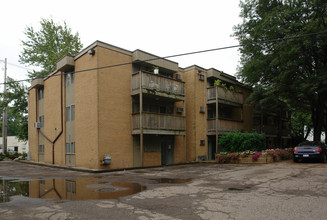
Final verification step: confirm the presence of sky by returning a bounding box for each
[0,0,243,86]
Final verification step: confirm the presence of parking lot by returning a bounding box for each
[1,160,327,220]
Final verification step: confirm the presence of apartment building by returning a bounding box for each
[179,66,254,161]
[29,41,186,170]
[253,110,291,148]
[28,41,290,170]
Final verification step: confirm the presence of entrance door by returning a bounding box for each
[161,142,174,165]
[208,136,217,160]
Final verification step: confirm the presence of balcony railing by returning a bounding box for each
[132,113,185,133]
[132,71,185,99]
[207,87,243,104]
[207,118,244,133]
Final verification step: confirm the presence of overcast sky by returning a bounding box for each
[0,0,242,85]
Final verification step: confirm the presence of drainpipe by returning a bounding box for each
[139,71,144,167]
[37,72,64,164]
[215,85,219,153]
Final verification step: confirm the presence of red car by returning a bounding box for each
[293,141,327,163]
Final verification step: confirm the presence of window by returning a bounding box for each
[65,74,71,86]
[66,106,70,121]
[160,106,166,114]
[66,181,76,194]
[66,142,75,154]
[38,88,44,100]
[39,115,44,127]
[38,144,44,153]
[66,143,70,153]
[71,73,75,84]
[71,105,75,121]
[65,73,75,86]
[71,142,75,153]
[66,105,75,122]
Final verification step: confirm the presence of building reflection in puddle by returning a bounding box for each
[0,177,146,203]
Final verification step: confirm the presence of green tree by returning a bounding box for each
[290,110,312,141]
[0,77,28,141]
[19,17,83,78]
[233,0,327,141]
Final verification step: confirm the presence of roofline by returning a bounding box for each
[74,41,133,61]
[181,64,207,72]
[132,49,179,65]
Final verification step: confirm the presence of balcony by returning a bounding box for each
[207,87,243,105]
[281,128,291,137]
[207,119,244,134]
[253,125,278,136]
[132,71,185,101]
[132,113,185,135]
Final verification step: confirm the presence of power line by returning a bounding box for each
[1,30,327,85]
[7,62,34,71]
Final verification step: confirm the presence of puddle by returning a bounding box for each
[228,186,251,191]
[0,177,146,203]
[228,187,244,191]
[151,178,192,184]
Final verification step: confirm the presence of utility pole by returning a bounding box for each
[2,58,7,154]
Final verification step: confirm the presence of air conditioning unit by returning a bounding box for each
[177,107,184,113]
[34,122,41,129]
[199,74,205,81]
[175,74,182,81]
[200,107,205,113]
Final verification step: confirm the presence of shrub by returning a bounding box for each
[218,132,266,153]
[216,152,240,163]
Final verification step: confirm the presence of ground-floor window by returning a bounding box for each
[66,142,75,154]
[38,144,44,153]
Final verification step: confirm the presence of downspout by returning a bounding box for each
[51,72,64,164]
[37,72,64,164]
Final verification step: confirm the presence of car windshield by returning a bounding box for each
[298,141,322,146]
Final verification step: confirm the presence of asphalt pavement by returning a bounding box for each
[1,160,327,220]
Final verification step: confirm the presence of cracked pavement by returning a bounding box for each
[1,160,327,219]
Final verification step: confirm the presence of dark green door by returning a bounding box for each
[161,142,174,165]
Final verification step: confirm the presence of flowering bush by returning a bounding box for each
[216,148,293,164]
[240,150,255,158]
[252,152,262,161]
[266,148,292,161]
[216,152,240,163]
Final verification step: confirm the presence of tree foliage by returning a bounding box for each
[0,77,28,141]
[219,132,266,152]
[19,17,83,78]
[234,0,327,141]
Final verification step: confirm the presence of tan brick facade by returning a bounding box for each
[28,41,290,170]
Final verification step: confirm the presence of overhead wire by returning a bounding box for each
[0,30,326,86]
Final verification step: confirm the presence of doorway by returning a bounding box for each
[161,141,174,165]
[208,135,216,160]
